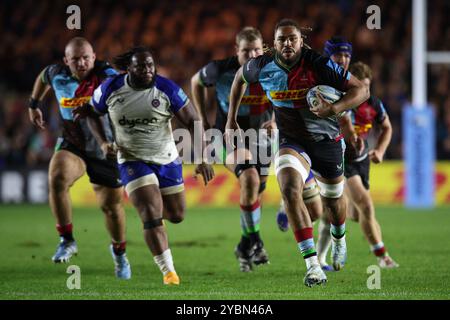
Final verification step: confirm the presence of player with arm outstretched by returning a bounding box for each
[28,37,130,279]
[74,47,214,285]
[225,19,369,287]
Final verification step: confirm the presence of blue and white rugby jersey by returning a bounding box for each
[90,74,189,165]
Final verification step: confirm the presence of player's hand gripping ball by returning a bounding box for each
[306,85,344,119]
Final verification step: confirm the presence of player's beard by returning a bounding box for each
[130,68,157,89]
[278,49,301,67]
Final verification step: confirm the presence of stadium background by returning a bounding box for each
[0,0,449,205]
[1,0,450,301]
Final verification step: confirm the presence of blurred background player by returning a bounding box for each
[191,27,274,272]
[318,58,399,269]
[317,37,399,269]
[28,37,131,279]
[346,62,398,268]
[225,19,369,286]
[75,47,214,285]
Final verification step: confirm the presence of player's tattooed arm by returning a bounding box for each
[28,69,52,130]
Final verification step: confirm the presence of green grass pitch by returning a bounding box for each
[1,205,449,300]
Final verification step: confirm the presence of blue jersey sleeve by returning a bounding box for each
[242,54,273,84]
[41,64,63,86]
[373,97,387,124]
[90,74,126,114]
[314,55,351,92]
[155,76,189,113]
[104,67,118,77]
[90,82,110,114]
[199,61,220,87]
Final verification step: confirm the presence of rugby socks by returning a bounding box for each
[112,240,127,256]
[371,242,387,257]
[56,223,74,242]
[154,249,176,276]
[240,201,262,245]
[331,223,346,240]
[294,227,319,269]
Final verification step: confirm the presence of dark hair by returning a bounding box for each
[113,46,153,71]
[274,18,301,35]
[272,19,312,50]
[236,26,263,45]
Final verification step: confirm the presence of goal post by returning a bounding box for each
[404,0,450,208]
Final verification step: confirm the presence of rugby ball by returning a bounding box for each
[306,85,343,116]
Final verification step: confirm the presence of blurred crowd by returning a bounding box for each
[1,0,449,169]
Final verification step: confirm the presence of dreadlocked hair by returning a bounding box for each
[300,26,313,49]
[113,46,153,71]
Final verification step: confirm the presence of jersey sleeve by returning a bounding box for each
[373,97,387,124]
[97,60,119,78]
[198,61,221,87]
[89,77,116,114]
[155,76,189,113]
[41,64,61,86]
[314,56,352,92]
[242,55,268,84]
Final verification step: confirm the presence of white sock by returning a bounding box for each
[317,219,331,266]
[305,255,320,269]
[279,199,285,212]
[153,249,175,276]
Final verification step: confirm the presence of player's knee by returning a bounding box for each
[275,154,309,183]
[168,216,184,224]
[240,168,259,188]
[349,211,359,222]
[137,202,162,221]
[281,182,302,205]
[167,209,185,224]
[239,168,260,197]
[100,202,123,219]
[49,170,72,191]
[358,201,375,220]
[317,180,345,199]
[306,199,322,222]
[165,201,186,224]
